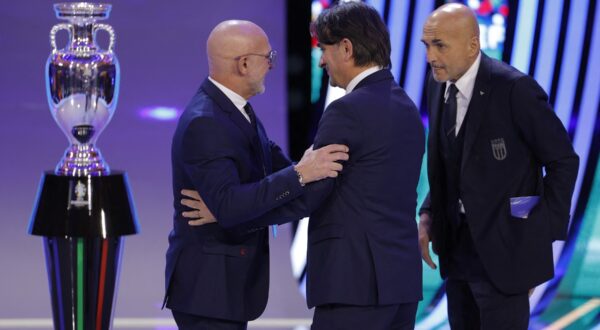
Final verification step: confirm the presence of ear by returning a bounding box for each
[236,56,249,75]
[469,36,480,57]
[340,38,354,62]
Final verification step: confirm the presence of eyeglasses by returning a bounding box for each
[235,50,277,66]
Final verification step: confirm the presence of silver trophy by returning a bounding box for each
[46,2,118,176]
[29,3,138,330]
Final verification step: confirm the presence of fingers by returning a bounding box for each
[182,210,201,219]
[327,162,343,172]
[418,227,437,269]
[325,171,339,179]
[334,152,350,161]
[322,150,349,162]
[317,144,349,161]
[179,189,217,224]
[181,198,202,210]
[295,143,350,183]
[187,218,217,226]
[181,189,201,200]
[319,165,343,179]
[319,144,349,153]
[421,243,437,270]
[182,207,214,218]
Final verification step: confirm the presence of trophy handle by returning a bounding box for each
[94,24,116,53]
[50,24,71,53]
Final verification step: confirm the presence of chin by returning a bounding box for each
[431,68,449,83]
[253,84,266,96]
[432,74,448,83]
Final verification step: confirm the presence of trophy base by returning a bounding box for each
[56,144,109,176]
[29,171,139,237]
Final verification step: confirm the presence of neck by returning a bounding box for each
[348,65,378,83]
[210,75,249,99]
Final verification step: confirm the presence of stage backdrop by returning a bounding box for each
[0,0,313,326]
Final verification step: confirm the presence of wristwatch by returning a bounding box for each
[293,166,305,187]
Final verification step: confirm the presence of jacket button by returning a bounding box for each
[240,248,247,256]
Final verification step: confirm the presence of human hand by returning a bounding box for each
[419,213,437,270]
[294,144,349,184]
[180,189,217,226]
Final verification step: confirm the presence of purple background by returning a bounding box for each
[0,0,312,325]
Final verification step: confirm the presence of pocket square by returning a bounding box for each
[510,196,540,219]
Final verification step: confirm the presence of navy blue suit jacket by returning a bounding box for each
[166,78,304,321]
[424,53,579,294]
[259,69,425,307]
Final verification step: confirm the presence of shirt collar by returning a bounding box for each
[445,52,481,101]
[208,76,248,111]
[346,66,382,94]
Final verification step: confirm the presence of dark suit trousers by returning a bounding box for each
[445,218,529,330]
[312,302,418,330]
[446,279,529,330]
[172,310,247,330]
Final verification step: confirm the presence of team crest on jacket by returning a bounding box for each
[491,138,507,160]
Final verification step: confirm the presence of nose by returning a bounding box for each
[319,56,326,68]
[426,48,436,65]
[425,49,434,64]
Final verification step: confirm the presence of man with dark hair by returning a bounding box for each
[184,2,424,329]
[311,2,391,69]
[299,3,424,328]
[419,3,578,329]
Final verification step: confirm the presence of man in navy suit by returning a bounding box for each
[418,4,579,329]
[185,3,425,329]
[166,20,349,330]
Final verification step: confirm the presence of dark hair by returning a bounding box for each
[311,2,391,68]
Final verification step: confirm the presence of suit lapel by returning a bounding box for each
[461,53,492,174]
[201,79,261,155]
[427,76,444,182]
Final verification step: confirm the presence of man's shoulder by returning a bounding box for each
[348,79,414,107]
[325,82,417,126]
[486,56,529,85]
[181,90,221,119]
[337,78,395,104]
[174,92,222,135]
[480,57,548,103]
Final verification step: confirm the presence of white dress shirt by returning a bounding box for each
[345,66,383,94]
[208,76,251,123]
[444,52,482,136]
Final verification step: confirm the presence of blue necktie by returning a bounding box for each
[243,102,256,126]
[244,103,277,238]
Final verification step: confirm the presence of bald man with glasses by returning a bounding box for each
[165,20,348,329]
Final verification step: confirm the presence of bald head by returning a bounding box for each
[427,3,479,41]
[206,20,272,99]
[421,3,481,82]
[206,20,269,68]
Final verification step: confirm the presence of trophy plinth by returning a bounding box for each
[29,3,139,330]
